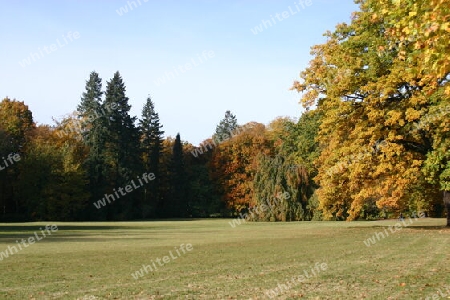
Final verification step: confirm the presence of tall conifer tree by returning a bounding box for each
[77,71,106,219]
[168,133,189,217]
[102,71,141,219]
[214,110,238,142]
[139,96,164,217]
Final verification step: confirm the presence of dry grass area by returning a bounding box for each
[0,218,449,299]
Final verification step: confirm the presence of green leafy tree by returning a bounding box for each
[251,117,315,221]
[17,126,89,221]
[294,111,322,175]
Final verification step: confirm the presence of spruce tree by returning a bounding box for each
[168,133,189,217]
[139,96,164,218]
[77,71,106,220]
[102,71,141,219]
[214,110,238,142]
[78,72,102,121]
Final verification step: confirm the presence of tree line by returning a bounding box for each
[1,0,448,224]
[0,74,320,222]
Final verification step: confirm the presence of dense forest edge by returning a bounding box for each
[1,0,449,225]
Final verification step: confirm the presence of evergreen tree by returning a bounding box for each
[139,96,164,218]
[102,71,141,220]
[77,71,103,122]
[184,141,224,217]
[214,110,238,142]
[168,133,189,217]
[77,71,106,220]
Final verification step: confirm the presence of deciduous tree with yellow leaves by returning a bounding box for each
[293,0,449,224]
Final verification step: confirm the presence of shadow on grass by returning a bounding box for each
[0,235,161,243]
[0,219,208,240]
[0,219,210,234]
[0,224,169,241]
[137,218,207,222]
[0,225,125,240]
[352,225,449,231]
[405,225,450,231]
[0,225,125,232]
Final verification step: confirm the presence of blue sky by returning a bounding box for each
[1,0,358,145]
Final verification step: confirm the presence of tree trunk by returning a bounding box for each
[444,191,450,227]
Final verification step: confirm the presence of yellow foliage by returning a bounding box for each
[292,0,448,219]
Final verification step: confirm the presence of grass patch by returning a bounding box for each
[0,219,449,299]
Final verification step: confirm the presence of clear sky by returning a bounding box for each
[1,0,358,145]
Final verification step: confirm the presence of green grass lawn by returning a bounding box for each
[0,218,449,299]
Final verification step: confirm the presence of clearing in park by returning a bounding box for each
[0,218,449,299]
